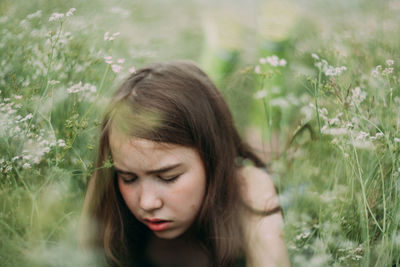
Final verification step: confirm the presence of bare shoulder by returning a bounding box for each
[238,165,280,213]
[238,166,290,267]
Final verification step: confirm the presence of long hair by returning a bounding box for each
[83,60,265,266]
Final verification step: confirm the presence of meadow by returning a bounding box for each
[0,0,399,266]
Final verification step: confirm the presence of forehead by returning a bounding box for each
[109,130,201,171]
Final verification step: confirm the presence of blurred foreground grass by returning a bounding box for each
[0,0,399,266]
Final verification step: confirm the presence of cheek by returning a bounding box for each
[170,176,206,212]
[118,182,138,211]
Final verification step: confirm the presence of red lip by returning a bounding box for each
[144,218,171,231]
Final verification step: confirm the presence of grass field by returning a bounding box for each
[1,0,399,266]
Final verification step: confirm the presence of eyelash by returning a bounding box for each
[119,174,181,184]
[159,174,180,183]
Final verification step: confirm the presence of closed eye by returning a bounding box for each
[118,174,138,184]
[158,174,181,183]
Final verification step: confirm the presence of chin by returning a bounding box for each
[153,229,185,240]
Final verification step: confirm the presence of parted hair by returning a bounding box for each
[83,60,266,267]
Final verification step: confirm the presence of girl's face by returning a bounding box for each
[109,131,207,239]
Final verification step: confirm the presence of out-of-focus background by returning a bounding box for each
[1,0,399,266]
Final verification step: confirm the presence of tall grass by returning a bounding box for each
[0,0,399,266]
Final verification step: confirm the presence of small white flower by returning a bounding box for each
[371,69,379,77]
[14,95,23,99]
[254,89,267,99]
[117,58,125,64]
[66,8,76,17]
[67,82,83,94]
[104,32,110,41]
[254,65,261,74]
[23,163,31,169]
[259,58,267,64]
[382,67,394,75]
[57,139,66,147]
[111,64,123,73]
[356,131,369,141]
[266,55,279,67]
[49,12,64,22]
[279,59,287,67]
[25,113,33,120]
[311,53,319,60]
[386,59,394,66]
[129,67,136,73]
[394,137,400,143]
[104,56,112,60]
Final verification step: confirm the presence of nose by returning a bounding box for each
[138,182,163,212]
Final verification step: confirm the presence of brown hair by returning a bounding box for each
[84,60,265,266]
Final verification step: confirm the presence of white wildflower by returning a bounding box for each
[111,64,123,73]
[104,56,113,64]
[386,59,394,66]
[49,12,64,22]
[266,55,279,66]
[259,58,267,64]
[67,82,82,94]
[105,31,121,41]
[382,67,394,75]
[254,65,261,74]
[356,131,369,141]
[394,137,400,143]
[14,95,23,99]
[254,89,267,99]
[129,67,136,74]
[24,113,33,120]
[311,53,319,60]
[66,8,76,17]
[325,66,347,76]
[104,32,110,41]
[117,58,125,64]
[57,139,66,147]
[22,163,31,169]
[351,87,367,105]
[321,127,348,136]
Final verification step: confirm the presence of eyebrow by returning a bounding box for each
[114,163,183,176]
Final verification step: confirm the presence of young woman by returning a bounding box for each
[80,60,290,267]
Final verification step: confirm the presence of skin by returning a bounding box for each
[109,131,206,240]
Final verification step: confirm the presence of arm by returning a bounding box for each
[239,166,290,267]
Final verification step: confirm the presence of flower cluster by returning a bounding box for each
[103,55,135,74]
[0,97,66,170]
[48,8,76,22]
[371,60,395,77]
[104,31,120,41]
[254,55,287,74]
[312,53,347,76]
[67,82,97,102]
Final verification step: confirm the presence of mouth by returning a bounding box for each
[144,219,172,232]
